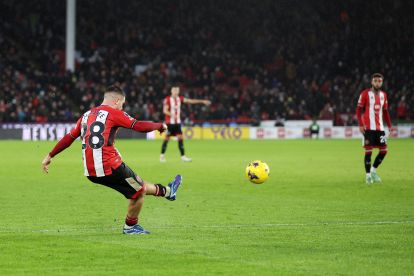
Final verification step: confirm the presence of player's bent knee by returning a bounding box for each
[364,149,373,155]
[131,185,146,199]
[379,146,388,154]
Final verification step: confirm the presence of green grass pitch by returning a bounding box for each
[0,139,413,275]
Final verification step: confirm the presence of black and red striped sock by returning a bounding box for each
[154,184,167,197]
[125,216,138,226]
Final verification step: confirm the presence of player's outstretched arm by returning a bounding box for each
[132,121,167,133]
[42,119,81,174]
[114,110,167,133]
[41,133,78,173]
[42,154,52,174]
[183,98,211,106]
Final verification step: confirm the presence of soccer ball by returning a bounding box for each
[245,160,270,184]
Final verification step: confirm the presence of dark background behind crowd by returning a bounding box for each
[1,0,413,125]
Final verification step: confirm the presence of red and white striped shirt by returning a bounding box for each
[49,105,163,177]
[357,88,389,131]
[164,96,184,124]
[75,106,139,176]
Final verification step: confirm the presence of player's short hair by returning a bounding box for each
[105,85,125,97]
[371,73,384,80]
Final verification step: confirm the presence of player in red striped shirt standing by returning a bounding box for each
[160,86,211,162]
[41,85,182,234]
[356,73,394,184]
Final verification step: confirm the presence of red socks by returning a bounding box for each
[125,216,138,226]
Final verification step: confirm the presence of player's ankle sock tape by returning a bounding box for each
[125,216,138,226]
[154,184,166,197]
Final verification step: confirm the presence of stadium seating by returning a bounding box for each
[1,0,413,123]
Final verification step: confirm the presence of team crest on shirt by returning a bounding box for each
[123,112,134,121]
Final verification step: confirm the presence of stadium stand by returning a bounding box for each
[1,0,413,124]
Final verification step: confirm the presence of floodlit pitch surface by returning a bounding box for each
[0,139,413,275]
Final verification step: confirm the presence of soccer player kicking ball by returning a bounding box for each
[160,86,211,162]
[42,85,182,234]
[356,73,394,184]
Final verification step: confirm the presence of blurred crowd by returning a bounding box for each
[1,0,413,125]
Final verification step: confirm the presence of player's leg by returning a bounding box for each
[125,192,149,234]
[144,180,170,197]
[370,131,387,183]
[373,146,388,168]
[177,134,185,156]
[371,146,387,183]
[127,195,144,218]
[160,135,170,162]
[362,130,374,184]
[364,146,373,184]
[124,167,183,232]
[177,133,192,162]
[115,165,151,234]
[123,180,185,234]
[86,167,150,235]
[125,176,184,234]
[143,175,183,201]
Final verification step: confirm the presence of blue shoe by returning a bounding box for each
[123,224,150,235]
[166,175,182,201]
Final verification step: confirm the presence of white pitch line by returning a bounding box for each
[0,220,412,233]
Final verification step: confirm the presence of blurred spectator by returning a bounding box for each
[319,103,334,120]
[397,98,407,120]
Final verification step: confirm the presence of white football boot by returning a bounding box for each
[365,174,373,185]
[160,154,166,163]
[181,155,192,162]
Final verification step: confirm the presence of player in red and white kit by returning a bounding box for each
[356,73,394,184]
[41,85,182,235]
[160,86,211,162]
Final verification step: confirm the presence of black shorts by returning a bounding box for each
[166,124,182,136]
[87,163,145,199]
[363,130,387,148]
